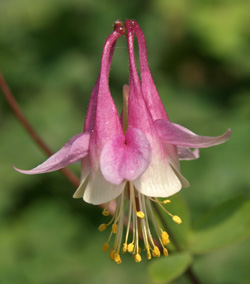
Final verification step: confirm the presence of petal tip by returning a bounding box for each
[156,120,232,148]
[13,165,32,175]
[72,192,82,199]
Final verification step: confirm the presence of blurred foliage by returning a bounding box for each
[189,196,250,254]
[149,252,192,283]
[0,0,250,283]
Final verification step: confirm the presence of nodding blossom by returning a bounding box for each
[15,20,231,263]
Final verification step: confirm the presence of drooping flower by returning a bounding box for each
[14,20,231,263]
[15,21,151,206]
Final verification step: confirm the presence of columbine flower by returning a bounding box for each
[15,20,231,264]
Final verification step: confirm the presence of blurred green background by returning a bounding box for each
[1,0,250,283]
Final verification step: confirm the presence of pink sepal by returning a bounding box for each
[155,119,231,148]
[14,133,90,174]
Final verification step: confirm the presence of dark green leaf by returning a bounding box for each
[188,196,250,253]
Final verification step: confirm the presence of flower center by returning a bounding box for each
[98,181,182,263]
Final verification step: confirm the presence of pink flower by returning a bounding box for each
[15,20,231,263]
[15,21,151,206]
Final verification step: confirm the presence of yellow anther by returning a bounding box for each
[102,242,109,252]
[162,231,169,239]
[102,210,110,216]
[98,223,107,232]
[162,231,170,246]
[146,246,151,259]
[127,243,134,253]
[134,254,142,263]
[163,248,168,256]
[122,243,127,253]
[114,253,122,264]
[136,211,145,219]
[152,246,161,257]
[163,199,171,204]
[172,215,182,224]
[109,249,115,260]
[112,223,118,234]
[162,238,170,246]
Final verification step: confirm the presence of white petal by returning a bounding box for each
[83,168,126,205]
[170,164,190,188]
[73,176,89,198]
[162,144,190,188]
[80,157,90,183]
[73,157,90,199]
[133,157,182,198]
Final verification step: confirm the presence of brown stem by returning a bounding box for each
[0,72,80,187]
[185,267,202,284]
[153,202,202,284]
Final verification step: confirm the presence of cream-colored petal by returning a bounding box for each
[133,157,182,198]
[73,176,89,198]
[163,145,190,188]
[83,168,126,205]
[170,164,190,188]
[73,158,90,199]
[80,157,90,183]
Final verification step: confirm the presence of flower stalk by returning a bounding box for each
[0,73,79,187]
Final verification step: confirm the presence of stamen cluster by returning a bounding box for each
[99,181,181,263]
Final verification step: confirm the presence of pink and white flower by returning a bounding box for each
[15,20,231,263]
